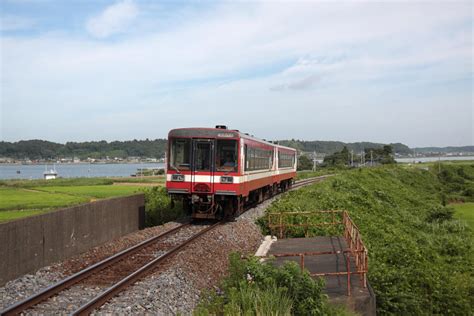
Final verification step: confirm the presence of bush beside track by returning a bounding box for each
[259,166,473,315]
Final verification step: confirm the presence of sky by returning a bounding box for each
[0,0,472,147]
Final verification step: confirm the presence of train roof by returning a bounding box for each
[168,127,296,152]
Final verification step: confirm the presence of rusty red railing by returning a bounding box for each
[267,210,368,296]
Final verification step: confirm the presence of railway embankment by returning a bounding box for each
[258,165,473,315]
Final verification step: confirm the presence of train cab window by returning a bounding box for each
[170,138,191,171]
[216,140,237,172]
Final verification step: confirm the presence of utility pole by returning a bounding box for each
[370,150,373,166]
[313,151,317,171]
[350,150,354,167]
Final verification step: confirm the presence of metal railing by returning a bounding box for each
[267,210,368,296]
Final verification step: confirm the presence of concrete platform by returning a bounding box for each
[268,237,376,316]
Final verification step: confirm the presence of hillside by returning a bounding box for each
[0,139,167,160]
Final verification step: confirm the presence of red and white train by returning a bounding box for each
[166,126,297,219]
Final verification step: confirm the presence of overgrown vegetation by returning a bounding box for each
[142,186,184,226]
[195,253,349,316]
[262,166,473,315]
[430,163,474,203]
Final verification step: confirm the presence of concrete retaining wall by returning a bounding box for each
[0,194,145,285]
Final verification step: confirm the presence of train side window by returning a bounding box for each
[245,145,248,170]
[278,151,294,168]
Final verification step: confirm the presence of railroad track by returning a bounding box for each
[1,174,328,315]
[1,221,221,316]
[292,175,333,189]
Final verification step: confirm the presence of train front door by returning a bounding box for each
[191,139,215,194]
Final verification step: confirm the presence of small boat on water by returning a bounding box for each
[43,165,58,180]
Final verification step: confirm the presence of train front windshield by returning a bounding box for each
[170,138,191,171]
[216,140,237,172]
[170,138,237,172]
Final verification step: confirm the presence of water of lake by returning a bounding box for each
[395,156,474,163]
[1,156,473,180]
[0,163,165,180]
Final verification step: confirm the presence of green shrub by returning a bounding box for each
[142,186,184,226]
[432,163,474,202]
[195,253,347,316]
[425,205,454,222]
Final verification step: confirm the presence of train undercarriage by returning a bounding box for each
[170,179,293,220]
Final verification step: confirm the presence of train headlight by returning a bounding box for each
[171,174,185,182]
[220,176,233,184]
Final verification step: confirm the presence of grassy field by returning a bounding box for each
[0,176,165,188]
[35,185,143,199]
[0,187,87,211]
[0,176,161,222]
[0,209,54,222]
[452,202,474,230]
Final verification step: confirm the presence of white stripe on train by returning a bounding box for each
[166,168,295,184]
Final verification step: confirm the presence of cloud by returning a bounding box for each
[85,0,138,38]
[1,1,472,146]
[0,15,35,31]
[271,74,321,91]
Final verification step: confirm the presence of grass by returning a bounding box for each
[0,209,54,222]
[0,177,114,188]
[0,187,87,211]
[111,176,165,183]
[34,185,143,199]
[296,169,336,180]
[452,202,474,230]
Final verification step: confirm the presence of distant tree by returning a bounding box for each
[297,155,313,171]
[323,146,351,166]
[365,145,396,164]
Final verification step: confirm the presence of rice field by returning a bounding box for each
[0,178,156,222]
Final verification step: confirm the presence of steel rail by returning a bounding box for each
[0,222,191,316]
[73,222,222,315]
[292,176,328,189]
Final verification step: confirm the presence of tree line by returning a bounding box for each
[1,138,413,160]
[0,139,167,160]
[278,139,411,155]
